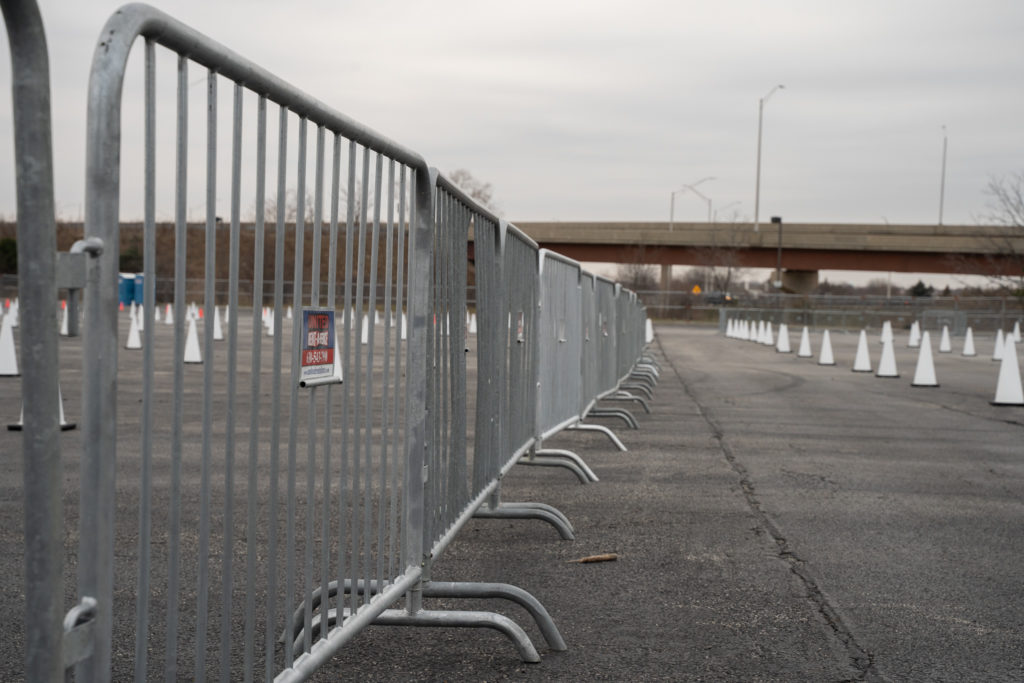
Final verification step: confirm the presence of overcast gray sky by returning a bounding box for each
[3,0,1023,234]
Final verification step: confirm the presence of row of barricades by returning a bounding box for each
[4,3,657,681]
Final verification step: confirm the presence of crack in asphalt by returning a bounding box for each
[654,334,888,683]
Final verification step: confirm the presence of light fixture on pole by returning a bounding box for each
[938,125,948,226]
[754,84,784,232]
[669,176,715,232]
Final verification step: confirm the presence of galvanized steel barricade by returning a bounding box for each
[7,2,650,680]
[2,1,68,681]
[79,5,433,681]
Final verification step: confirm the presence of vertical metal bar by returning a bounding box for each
[404,166,435,614]
[350,147,369,614]
[363,153,383,593]
[4,2,62,679]
[378,159,395,587]
[163,54,189,683]
[244,94,268,683]
[218,80,244,683]
[285,117,308,666]
[302,124,324,657]
[321,133,341,638]
[265,103,288,683]
[133,38,156,683]
[338,140,356,624]
[389,165,407,581]
[194,67,218,681]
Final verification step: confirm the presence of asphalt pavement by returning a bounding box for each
[2,321,1022,681]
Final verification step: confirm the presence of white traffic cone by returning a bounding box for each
[911,330,938,387]
[223,304,229,324]
[472,313,480,337]
[0,314,18,376]
[876,337,899,377]
[59,301,69,336]
[818,330,836,366]
[286,305,293,320]
[213,305,224,341]
[1013,320,1021,343]
[183,317,202,363]
[361,314,369,345]
[333,337,343,381]
[400,312,407,341]
[136,304,145,332]
[8,383,76,431]
[962,327,976,357]
[797,326,812,358]
[266,310,275,338]
[776,323,792,353]
[152,304,160,323]
[125,309,142,350]
[880,320,893,345]
[164,303,174,325]
[938,325,951,353]
[852,330,872,372]
[991,335,1023,406]
[908,321,921,348]
[763,321,774,347]
[992,329,1004,361]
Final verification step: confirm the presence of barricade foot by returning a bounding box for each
[474,502,575,540]
[523,448,599,483]
[586,407,638,429]
[566,423,627,451]
[374,609,541,662]
[424,581,567,651]
[289,578,565,652]
[603,391,650,414]
[619,382,653,400]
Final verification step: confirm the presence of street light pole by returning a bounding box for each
[754,84,784,232]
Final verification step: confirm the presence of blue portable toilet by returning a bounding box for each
[134,273,144,305]
[118,273,135,307]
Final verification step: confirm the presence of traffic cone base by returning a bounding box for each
[852,329,872,372]
[911,331,939,387]
[991,335,1023,406]
[797,326,812,358]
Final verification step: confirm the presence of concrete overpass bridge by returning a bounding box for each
[505,221,1023,292]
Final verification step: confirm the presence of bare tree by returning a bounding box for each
[692,215,747,293]
[449,169,500,214]
[978,172,1024,298]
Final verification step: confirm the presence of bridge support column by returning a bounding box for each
[660,265,672,290]
[781,269,819,294]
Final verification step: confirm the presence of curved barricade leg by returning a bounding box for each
[586,406,639,429]
[373,609,542,662]
[474,501,575,540]
[566,423,627,451]
[287,607,542,664]
[603,390,651,414]
[424,581,567,651]
[519,450,598,483]
[619,382,653,400]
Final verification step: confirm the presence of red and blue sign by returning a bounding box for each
[300,308,335,384]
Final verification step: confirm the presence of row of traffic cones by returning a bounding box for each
[725,318,1023,406]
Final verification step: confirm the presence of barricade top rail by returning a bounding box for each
[88,3,427,172]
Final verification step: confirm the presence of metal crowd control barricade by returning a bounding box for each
[522,252,621,477]
[2,1,68,681]
[73,4,554,681]
[9,1,651,678]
